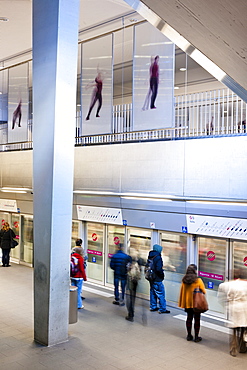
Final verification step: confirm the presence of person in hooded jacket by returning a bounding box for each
[0,222,16,267]
[178,264,206,342]
[110,244,132,305]
[70,247,87,309]
[147,244,170,314]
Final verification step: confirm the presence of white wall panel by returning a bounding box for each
[1,135,247,201]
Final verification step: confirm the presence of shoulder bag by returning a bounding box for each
[193,288,208,313]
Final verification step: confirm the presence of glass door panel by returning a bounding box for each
[10,214,20,260]
[71,220,79,249]
[106,225,125,284]
[20,215,33,265]
[87,223,104,282]
[161,232,187,303]
[198,237,227,313]
[127,228,152,296]
[233,241,247,280]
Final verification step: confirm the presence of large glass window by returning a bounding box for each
[233,241,247,280]
[71,220,79,249]
[86,223,104,282]
[198,237,227,313]
[161,232,187,303]
[10,214,20,260]
[127,227,152,297]
[106,225,125,285]
[20,215,33,265]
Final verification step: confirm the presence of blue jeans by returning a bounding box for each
[71,278,84,308]
[150,281,167,312]
[114,277,127,301]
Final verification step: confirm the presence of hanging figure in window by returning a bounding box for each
[12,99,22,129]
[150,55,159,109]
[86,68,104,121]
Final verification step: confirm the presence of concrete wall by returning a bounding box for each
[1,135,247,206]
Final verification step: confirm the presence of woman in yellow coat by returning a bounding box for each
[178,264,206,342]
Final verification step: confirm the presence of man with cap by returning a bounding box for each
[147,244,170,313]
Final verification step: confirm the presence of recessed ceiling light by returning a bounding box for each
[0,17,9,22]
[180,67,187,71]
[174,86,180,89]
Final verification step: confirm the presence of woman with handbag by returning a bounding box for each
[178,264,206,342]
[0,222,16,267]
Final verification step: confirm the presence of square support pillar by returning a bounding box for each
[32,0,80,346]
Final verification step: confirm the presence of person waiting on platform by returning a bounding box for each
[110,244,132,306]
[70,246,87,309]
[146,244,170,314]
[178,264,206,342]
[0,222,16,267]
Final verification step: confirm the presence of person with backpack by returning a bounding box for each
[125,257,142,321]
[110,244,132,306]
[75,238,88,300]
[146,244,170,314]
[70,247,87,309]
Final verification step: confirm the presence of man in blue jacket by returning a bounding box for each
[110,244,132,305]
[147,244,170,313]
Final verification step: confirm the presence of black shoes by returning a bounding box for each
[112,300,120,305]
[150,307,159,312]
[194,336,202,343]
[158,310,170,314]
[187,334,193,341]
[125,316,134,322]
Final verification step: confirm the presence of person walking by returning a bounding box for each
[218,271,247,356]
[70,246,87,309]
[0,222,16,267]
[147,244,170,314]
[125,258,141,321]
[110,244,132,306]
[178,264,206,342]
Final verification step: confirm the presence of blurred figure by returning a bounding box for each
[86,68,104,120]
[146,244,170,314]
[238,119,246,133]
[206,116,214,135]
[125,257,141,322]
[218,271,247,356]
[70,246,87,309]
[12,100,22,129]
[0,222,16,267]
[178,264,206,342]
[150,55,159,109]
[110,244,132,306]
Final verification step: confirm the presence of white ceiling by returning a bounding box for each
[0,0,134,62]
[1,0,246,95]
[136,0,247,92]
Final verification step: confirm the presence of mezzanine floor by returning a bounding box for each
[0,263,246,370]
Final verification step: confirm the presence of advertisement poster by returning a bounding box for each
[81,34,112,135]
[133,22,175,130]
[8,63,29,143]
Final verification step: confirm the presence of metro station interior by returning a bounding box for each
[0,0,247,368]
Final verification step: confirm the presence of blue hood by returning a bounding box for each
[153,244,162,254]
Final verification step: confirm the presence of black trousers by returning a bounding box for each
[126,279,138,318]
[2,248,11,266]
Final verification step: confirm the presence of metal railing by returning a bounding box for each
[1,88,246,151]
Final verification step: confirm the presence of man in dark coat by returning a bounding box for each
[147,244,170,313]
[110,244,132,305]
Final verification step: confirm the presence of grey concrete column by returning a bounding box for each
[32,0,80,346]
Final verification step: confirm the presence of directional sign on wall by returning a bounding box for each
[77,205,123,225]
[186,214,247,240]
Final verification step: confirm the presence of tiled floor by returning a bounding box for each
[0,263,246,369]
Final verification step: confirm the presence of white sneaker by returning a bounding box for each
[78,305,84,309]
